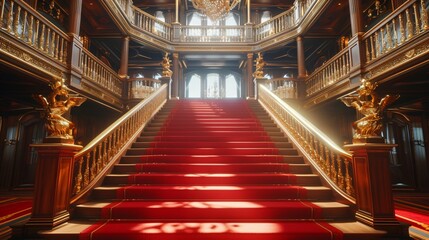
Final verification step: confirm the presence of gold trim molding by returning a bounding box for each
[0,34,63,78]
[364,37,429,80]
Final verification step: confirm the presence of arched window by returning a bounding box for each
[154,11,166,34]
[185,71,241,99]
[225,74,239,98]
[225,12,239,36]
[187,12,202,36]
[206,73,220,98]
[187,74,202,98]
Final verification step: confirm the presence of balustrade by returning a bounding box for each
[364,0,429,63]
[133,6,171,40]
[254,8,295,41]
[0,0,68,64]
[180,25,245,42]
[271,78,298,99]
[128,77,161,99]
[81,48,123,97]
[71,85,168,202]
[305,48,350,97]
[258,84,355,200]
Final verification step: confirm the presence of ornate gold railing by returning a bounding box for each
[254,7,295,41]
[70,84,168,203]
[305,48,350,97]
[271,78,299,99]
[128,77,161,99]
[81,48,123,97]
[110,0,321,45]
[363,0,429,63]
[179,25,245,42]
[132,6,172,41]
[0,0,69,64]
[258,84,355,202]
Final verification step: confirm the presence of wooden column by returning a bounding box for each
[246,53,254,99]
[247,0,251,24]
[69,0,82,36]
[347,0,366,86]
[67,0,83,92]
[24,144,82,236]
[118,36,130,79]
[348,0,363,36]
[296,36,306,79]
[172,53,179,99]
[344,143,408,236]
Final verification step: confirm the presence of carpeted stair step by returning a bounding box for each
[131,141,292,148]
[74,201,352,220]
[120,155,305,164]
[77,220,345,240]
[103,173,321,186]
[126,147,297,155]
[91,185,333,201]
[113,163,312,174]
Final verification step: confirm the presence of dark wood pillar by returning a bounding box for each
[118,36,130,79]
[69,0,82,36]
[67,0,83,94]
[296,36,307,98]
[296,36,306,79]
[24,144,82,236]
[344,143,408,236]
[172,53,179,99]
[348,0,363,36]
[246,53,254,98]
[347,0,366,87]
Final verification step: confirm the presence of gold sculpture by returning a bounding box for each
[161,53,173,78]
[341,79,399,143]
[36,78,86,143]
[253,52,266,78]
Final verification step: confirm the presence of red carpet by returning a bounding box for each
[80,100,344,240]
[0,197,32,226]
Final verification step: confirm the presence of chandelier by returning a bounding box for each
[191,0,241,22]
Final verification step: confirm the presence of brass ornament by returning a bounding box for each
[253,52,266,78]
[36,78,86,143]
[161,53,173,78]
[341,79,399,143]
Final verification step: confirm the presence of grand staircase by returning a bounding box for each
[42,99,387,240]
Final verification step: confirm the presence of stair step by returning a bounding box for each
[75,201,352,220]
[92,186,333,201]
[103,173,321,186]
[126,148,297,155]
[113,163,312,174]
[131,142,292,148]
[120,155,305,164]
[137,135,280,142]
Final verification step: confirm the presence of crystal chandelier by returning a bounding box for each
[191,0,241,22]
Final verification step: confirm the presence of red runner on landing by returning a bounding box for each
[79,99,344,240]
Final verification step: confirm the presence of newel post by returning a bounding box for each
[24,144,82,235]
[344,143,401,230]
[22,78,86,236]
[341,79,407,236]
